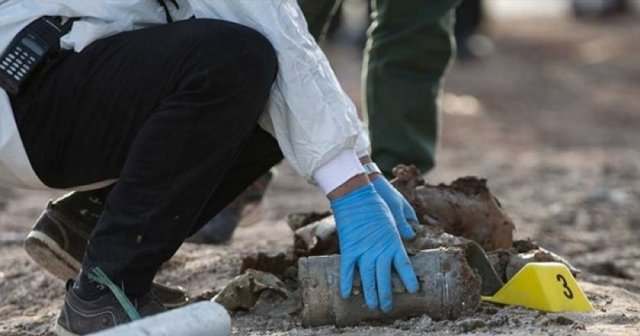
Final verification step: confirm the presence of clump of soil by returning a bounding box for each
[391,165,515,251]
[240,252,296,279]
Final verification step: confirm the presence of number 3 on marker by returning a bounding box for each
[556,274,574,299]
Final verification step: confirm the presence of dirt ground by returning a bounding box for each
[1,16,640,336]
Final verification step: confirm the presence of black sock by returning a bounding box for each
[73,270,106,301]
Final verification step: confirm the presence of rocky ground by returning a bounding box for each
[1,16,640,336]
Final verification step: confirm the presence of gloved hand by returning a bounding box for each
[331,183,419,313]
[371,176,419,240]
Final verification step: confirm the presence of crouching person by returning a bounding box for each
[5,17,280,336]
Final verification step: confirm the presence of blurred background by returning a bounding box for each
[0,1,639,334]
[268,0,640,280]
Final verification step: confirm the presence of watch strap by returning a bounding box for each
[363,162,381,176]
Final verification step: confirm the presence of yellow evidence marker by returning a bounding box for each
[482,262,594,312]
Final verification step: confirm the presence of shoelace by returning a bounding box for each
[88,267,141,321]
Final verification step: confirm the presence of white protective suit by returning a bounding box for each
[0,0,369,193]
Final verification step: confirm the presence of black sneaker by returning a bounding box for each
[54,280,166,336]
[24,193,189,308]
[185,205,241,245]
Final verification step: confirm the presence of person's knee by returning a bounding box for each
[243,27,278,86]
[160,19,278,125]
[186,19,278,87]
[225,23,278,88]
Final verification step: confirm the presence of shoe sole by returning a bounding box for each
[24,230,81,281]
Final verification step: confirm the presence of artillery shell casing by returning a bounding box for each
[299,248,481,327]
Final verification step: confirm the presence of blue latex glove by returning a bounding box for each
[331,183,419,313]
[371,176,419,240]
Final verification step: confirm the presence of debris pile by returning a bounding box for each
[213,165,583,327]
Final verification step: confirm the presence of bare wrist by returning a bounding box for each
[327,173,370,200]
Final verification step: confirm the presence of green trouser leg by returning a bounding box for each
[298,0,343,41]
[366,0,458,177]
[299,0,458,177]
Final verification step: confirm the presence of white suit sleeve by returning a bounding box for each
[188,0,371,187]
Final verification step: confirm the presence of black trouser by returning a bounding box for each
[10,19,283,296]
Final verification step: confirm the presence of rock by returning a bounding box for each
[506,246,580,280]
[213,269,291,311]
[554,315,575,325]
[240,252,296,279]
[457,318,486,332]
